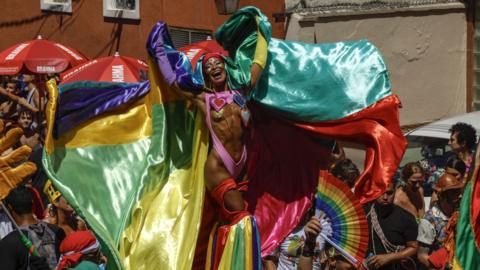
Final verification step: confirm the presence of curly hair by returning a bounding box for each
[449,122,477,150]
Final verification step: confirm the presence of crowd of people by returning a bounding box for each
[260,122,477,270]
[0,64,477,270]
[0,74,106,270]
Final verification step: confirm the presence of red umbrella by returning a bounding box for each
[178,39,228,67]
[60,52,148,84]
[0,35,88,75]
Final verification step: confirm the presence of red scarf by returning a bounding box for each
[56,230,98,270]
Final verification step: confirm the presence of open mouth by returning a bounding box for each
[211,69,223,80]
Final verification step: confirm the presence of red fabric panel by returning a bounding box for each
[246,94,406,257]
[295,95,406,204]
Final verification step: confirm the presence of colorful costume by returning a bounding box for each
[43,6,406,270]
[204,90,248,179]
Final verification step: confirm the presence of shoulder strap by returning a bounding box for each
[368,205,405,253]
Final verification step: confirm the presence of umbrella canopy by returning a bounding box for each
[178,39,228,67]
[0,36,88,75]
[60,52,148,84]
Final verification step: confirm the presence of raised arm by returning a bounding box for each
[0,86,39,113]
[170,82,206,115]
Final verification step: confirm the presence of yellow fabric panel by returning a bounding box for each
[46,55,181,149]
[205,225,217,269]
[53,99,152,148]
[452,257,463,270]
[45,79,59,155]
[252,16,268,69]
[217,225,237,269]
[119,114,209,270]
[244,217,253,270]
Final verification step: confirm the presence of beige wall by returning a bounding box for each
[286,7,467,126]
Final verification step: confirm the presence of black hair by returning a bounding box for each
[450,122,477,150]
[446,155,467,175]
[5,78,21,92]
[330,158,360,188]
[18,108,33,117]
[5,185,33,215]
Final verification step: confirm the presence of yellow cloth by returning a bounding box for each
[118,56,208,270]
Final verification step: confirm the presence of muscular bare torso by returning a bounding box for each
[196,95,247,190]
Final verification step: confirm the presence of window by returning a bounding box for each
[103,0,140,19]
[474,2,480,110]
[169,27,212,49]
[40,0,72,13]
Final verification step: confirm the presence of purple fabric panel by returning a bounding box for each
[54,81,150,138]
[146,21,205,92]
[147,22,176,85]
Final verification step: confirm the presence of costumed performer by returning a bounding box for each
[170,52,261,224]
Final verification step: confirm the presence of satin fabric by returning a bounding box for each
[45,79,59,155]
[43,6,406,269]
[214,6,405,257]
[54,98,152,148]
[244,104,332,257]
[471,168,480,247]
[296,94,405,203]
[453,175,480,270]
[118,56,208,270]
[55,81,150,137]
[147,22,205,92]
[205,216,261,270]
[43,56,206,270]
[216,6,391,122]
[246,95,405,257]
[146,6,404,261]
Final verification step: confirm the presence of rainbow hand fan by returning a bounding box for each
[315,170,369,267]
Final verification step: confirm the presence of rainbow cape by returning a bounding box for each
[43,6,406,269]
[43,57,208,269]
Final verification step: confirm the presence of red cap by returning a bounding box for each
[202,53,224,70]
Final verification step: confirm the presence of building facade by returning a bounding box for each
[0,0,285,61]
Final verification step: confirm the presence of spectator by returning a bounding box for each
[417,174,464,269]
[321,244,355,270]
[394,162,425,221]
[444,155,467,183]
[449,122,477,173]
[0,79,21,119]
[17,109,41,150]
[0,185,66,270]
[330,158,360,189]
[263,213,329,270]
[365,181,418,270]
[297,216,325,270]
[56,230,106,270]
[429,156,467,209]
[264,160,360,269]
[22,75,41,111]
[43,180,87,235]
